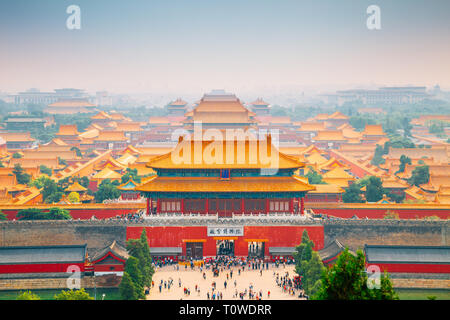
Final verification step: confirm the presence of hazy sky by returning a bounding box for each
[1,0,449,94]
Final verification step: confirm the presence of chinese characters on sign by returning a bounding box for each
[207,226,244,237]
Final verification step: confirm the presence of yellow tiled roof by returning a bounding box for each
[136,176,315,193]
[145,137,305,170]
[65,181,87,192]
[92,167,122,180]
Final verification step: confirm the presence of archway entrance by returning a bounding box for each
[248,241,265,259]
[216,240,235,256]
[186,242,203,260]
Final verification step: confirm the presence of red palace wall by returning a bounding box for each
[127,225,324,258]
[366,263,450,274]
[0,262,85,274]
[311,207,449,219]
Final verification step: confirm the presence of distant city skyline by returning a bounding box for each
[1,0,449,94]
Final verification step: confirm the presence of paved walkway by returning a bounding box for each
[147,264,304,300]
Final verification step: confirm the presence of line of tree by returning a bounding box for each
[16,207,72,220]
[293,230,325,297]
[16,288,94,300]
[315,248,398,300]
[119,229,154,300]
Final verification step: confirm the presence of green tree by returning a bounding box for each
[395,155,411,174]
[13,164,31,185]
[47,207,72,220]
[371,145,385,166]
[365,176,384,203]
[124,256,145,299]
[301,251,325,297]
[70,146,83,157]
[119,272,139,300]
[342,183,364,203]
[0,210,7,221]
[401,117,412,137]
[126,229,154,289]
[305,167,326,184]
[54,288,94,300]
[39,165,52,176]
[121,168,141,184]
[12,152,22,159]
[408,165,430,187]
[315,249,398,300]
[16,291,41,300]
[17,207,71,220]
[94,179,121,203]
[31,175,63,203]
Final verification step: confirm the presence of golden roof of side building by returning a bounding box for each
[0,132,35,142]
[0,174,17,189]
[322,167,355,180]
[312,130,347,141]
[305,152,329,165]
[22,150,79,161]
[11,187,42,205]
[420,175,450,192]
[318,157,348,171]
[308,184,345,194]
[297,122,328,132]
[92,167,122,180]
[117,152,137,166]
[382,175,409,189]
[145,137,305,170]
[313,113,331,121]
[48,100,96,108]
[362,124,386,136]
[169,98,188,106]
[65,181,87,192]
[434,185,450,204]
[136,175,315,193]
[56,124,79,136]
[385,146,449,163]
[45,138,68,146]
[117,145,142,156]
[115,122,144,132]
[94,157,126,171]
[9,157,61,169]
[328,111,349,120]
[148,117,172,124]
[300,145,327,156]
[91,111,112,120]
[79,128,100,139]
[94,130,128,142]
[251,98,270,106]
[187,112,254,124]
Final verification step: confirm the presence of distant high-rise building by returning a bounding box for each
[323,86,431,106]
[13,88,89,106]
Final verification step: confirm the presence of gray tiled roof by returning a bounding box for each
[0,245,86,264]
[365,245,450,264]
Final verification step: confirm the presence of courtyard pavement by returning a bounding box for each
[146,263,304,300]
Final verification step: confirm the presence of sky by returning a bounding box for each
[0,0,449,95]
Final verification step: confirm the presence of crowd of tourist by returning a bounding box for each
[150,255,307,300]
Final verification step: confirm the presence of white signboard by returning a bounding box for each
[207,226,244,237]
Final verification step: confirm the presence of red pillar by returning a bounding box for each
[157,198,161,214]
[205,198,209,214]
[290,198,294,214]
[300,197,304,215]
[241,198,245,215]
[266,198,270,214]
[146,197,150,216]
[181,198,185,214]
